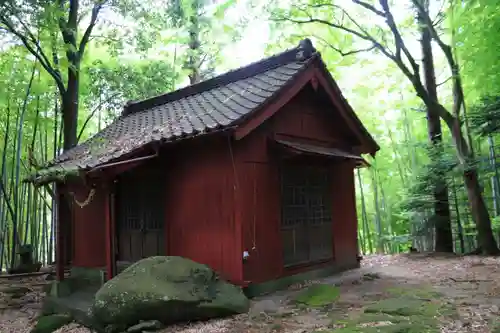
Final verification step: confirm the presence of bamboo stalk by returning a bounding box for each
[10,63,37,269]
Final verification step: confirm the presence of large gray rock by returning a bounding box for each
[90,256,249,332]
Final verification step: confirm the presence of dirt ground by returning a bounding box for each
[2,254,500,333]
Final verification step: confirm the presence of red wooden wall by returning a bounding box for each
[164,137,243,284]
[68,181,107,267]
[67,137,243,284]
[235,86,360,283]
[66,83,361,286]
[331,162,359,269]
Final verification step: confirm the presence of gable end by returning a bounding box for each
[234,58,379,155]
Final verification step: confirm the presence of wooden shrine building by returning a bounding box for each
[27,39,380,294]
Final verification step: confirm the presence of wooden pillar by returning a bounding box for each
[104,182,116,280]
[111,182,117,276]
[55,184,65,281]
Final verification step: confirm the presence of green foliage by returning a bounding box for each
[161,0,241,83]
[400,143,458,214]
[469,95,500,137]
[453,0,500,102]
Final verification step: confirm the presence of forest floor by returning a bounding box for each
[2,254,500,333]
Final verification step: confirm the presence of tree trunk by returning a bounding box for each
[463,169,500,254]
[371,168,384,253]
[59,0,80,152]
[451,175,465,253]
[434,108,500,254]
[418,0,453,252]
[62,77,79,151]
[410,1,498,254]
[488,135,500,242]
[357,169,372,253]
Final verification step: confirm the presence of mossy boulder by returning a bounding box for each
[30,314,72,333]
[90,256,249,332]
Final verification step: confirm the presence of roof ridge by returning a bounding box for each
[121,38,317,117]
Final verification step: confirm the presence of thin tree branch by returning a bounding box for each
[79,1,107,57]
[378,0,420,76]
[437,76,452,87]
[77,92,120,143]
[432,0,446,25]
[288,3,376,48]
[274,16,395,60]
[314,34,376,56]
[0,17,65,94]
[87,35,121,44]
[352,0,386,17]
[411,0,453,69]
[197,51,210,68]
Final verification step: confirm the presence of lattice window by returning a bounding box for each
[281,164,333,266]
[116,169,165,262]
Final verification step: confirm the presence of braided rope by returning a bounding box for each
[70,188,96,208]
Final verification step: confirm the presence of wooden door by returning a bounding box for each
[280,162,333,267]
[115,167,165,262]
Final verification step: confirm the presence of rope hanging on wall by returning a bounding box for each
[69,188,96,208]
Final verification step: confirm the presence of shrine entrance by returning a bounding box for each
[280,161,333,267]
[115,166,165,263]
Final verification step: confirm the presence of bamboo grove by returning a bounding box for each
[1,0,500,271]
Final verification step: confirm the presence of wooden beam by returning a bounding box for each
[55,184,64,281]
[228,137,244,284]
[311,76,319,91]
[87,152,158,174]
[104,183,115,280]
[110,181,117,277]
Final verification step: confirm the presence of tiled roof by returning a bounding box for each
[37,39,318,179]
[27,38,379,185]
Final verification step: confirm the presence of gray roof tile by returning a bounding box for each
[46,50,314,173]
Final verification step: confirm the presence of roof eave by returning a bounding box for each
[26,126,239,187]
[24,166,85,187]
